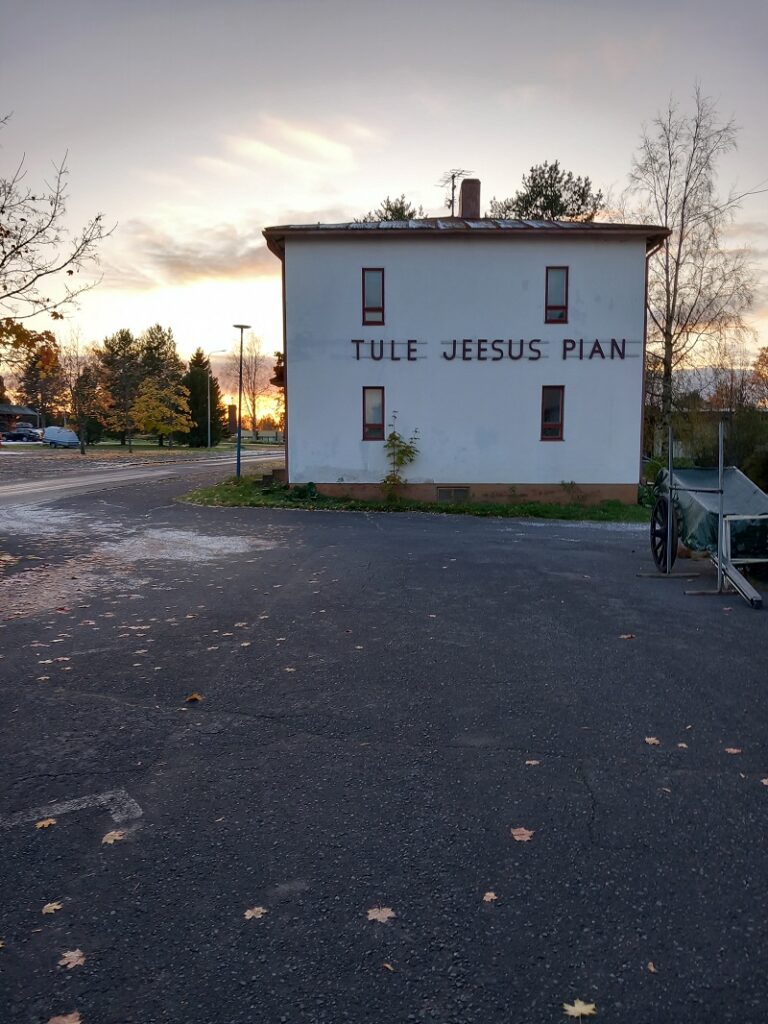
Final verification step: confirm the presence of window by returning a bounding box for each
[545,266,568,323]
[541,386,564,440]
[362,387,385,440]
[362,268,384,325]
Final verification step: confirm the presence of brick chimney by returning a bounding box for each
[459,178,481,219]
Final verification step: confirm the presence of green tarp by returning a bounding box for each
[658,467,768,558]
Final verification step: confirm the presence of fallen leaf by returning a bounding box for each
[35,818,56,829]
[47,1014,81,1024]
[511,826,535,842]
[618,633,636,640]
[244,906,268,920]
[647,961,658,973]
[58,949,85,969]
[483,891,498,902]
[234,622,247,627]
[101,830,125,845]
[676,742,688,749]
[0,939,4,948]
[761,778,768,787]
[644,737,661,746]
[367,906,396,923]
[382,962,395,972]
[42,901,63,915]
[525,759,541,766]
[563,999,597,1018]
[724,747,742,755]
[185,692,204,702]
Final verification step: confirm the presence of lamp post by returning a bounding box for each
[233,324,251,478]
[205,349,227,450]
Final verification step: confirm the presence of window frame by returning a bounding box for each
[362,267,385,326]
[540,385,565,441]
[362,386,385,441]
[545,266,569,324]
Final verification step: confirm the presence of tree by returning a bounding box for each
[16,340,66,426]
[138,324,185,444]
[60,334,106,454]
[357,194,425,222]
[131,377,192,444]
[97,328,143,450]
[226,333,272,437]
[488,161,604,221]
[270,351,285,430]
[0,115,109,361]
[751,348,768,409]
[626,88,754,447]
[183,349,227,447]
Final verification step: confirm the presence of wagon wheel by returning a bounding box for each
[650,496,678,571]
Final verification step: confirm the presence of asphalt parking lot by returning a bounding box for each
[1,465,766,1024]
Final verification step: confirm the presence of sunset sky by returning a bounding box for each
[3,0,767,362]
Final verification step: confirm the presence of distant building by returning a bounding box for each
[263,180,668,504]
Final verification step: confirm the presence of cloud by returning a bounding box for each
[103,218,280,290]
[224,115,361,175]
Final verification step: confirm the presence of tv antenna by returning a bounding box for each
[437,169,472,216]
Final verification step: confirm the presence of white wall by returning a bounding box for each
[283,235,648,485]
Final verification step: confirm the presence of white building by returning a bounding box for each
[263,180,668,504]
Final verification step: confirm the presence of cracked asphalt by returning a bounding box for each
[1,459,767,1023]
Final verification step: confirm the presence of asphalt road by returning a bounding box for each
[0,463,766,1024]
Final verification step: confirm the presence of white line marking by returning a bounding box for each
[0,788,143,830]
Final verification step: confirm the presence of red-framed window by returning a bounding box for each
[545,266,568,323]
[541,386,565,441]
[362,386,385,440]
[362,268,384,325]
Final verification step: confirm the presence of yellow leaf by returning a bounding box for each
[185,692,203,702]
[563,998,597,1017]
[101,829,125,845]
[35,818,56,829]
[47,1014,81,1024]
[511,826,535,842]
[647,961,658,973]
[382,962,395,972]
[58,949,85,969]
[367,906,395,923]
[761,778,768,787]
[244,906,268,920]
[42,901,63,915]
[644,737,661,746]
[525,759,541,766]
[676,742,688,749]
[483,891,498,902]
[724,747,742,755]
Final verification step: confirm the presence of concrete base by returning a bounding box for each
[311,482,638,506]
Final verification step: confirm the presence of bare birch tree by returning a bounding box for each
[226,332,272,437]
[626,88,755,447]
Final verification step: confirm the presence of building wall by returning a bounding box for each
[284,235,647,491]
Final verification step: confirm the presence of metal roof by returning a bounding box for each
[263,218,670,258]
[0,404,37,417]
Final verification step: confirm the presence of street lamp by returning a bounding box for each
[233,324,251,478]
[205,349,227,450]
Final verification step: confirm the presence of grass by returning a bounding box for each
[183,474,652,523]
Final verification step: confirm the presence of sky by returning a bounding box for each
[2,0,767,362]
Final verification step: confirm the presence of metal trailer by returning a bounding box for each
[650,423,768,609]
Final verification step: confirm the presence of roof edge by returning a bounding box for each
[262,219,670,259]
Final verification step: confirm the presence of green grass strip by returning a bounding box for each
[182,474,651,523]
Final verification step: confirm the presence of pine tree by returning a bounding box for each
[183,349,228,447]
[138,324,185,444]
[16,342,66,425]
[97,328,143,448]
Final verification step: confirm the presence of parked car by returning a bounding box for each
[43,426,80,448]
[2,427,42,442]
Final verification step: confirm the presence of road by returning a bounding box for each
[0,450,281,503]
[0,462,767,1024]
